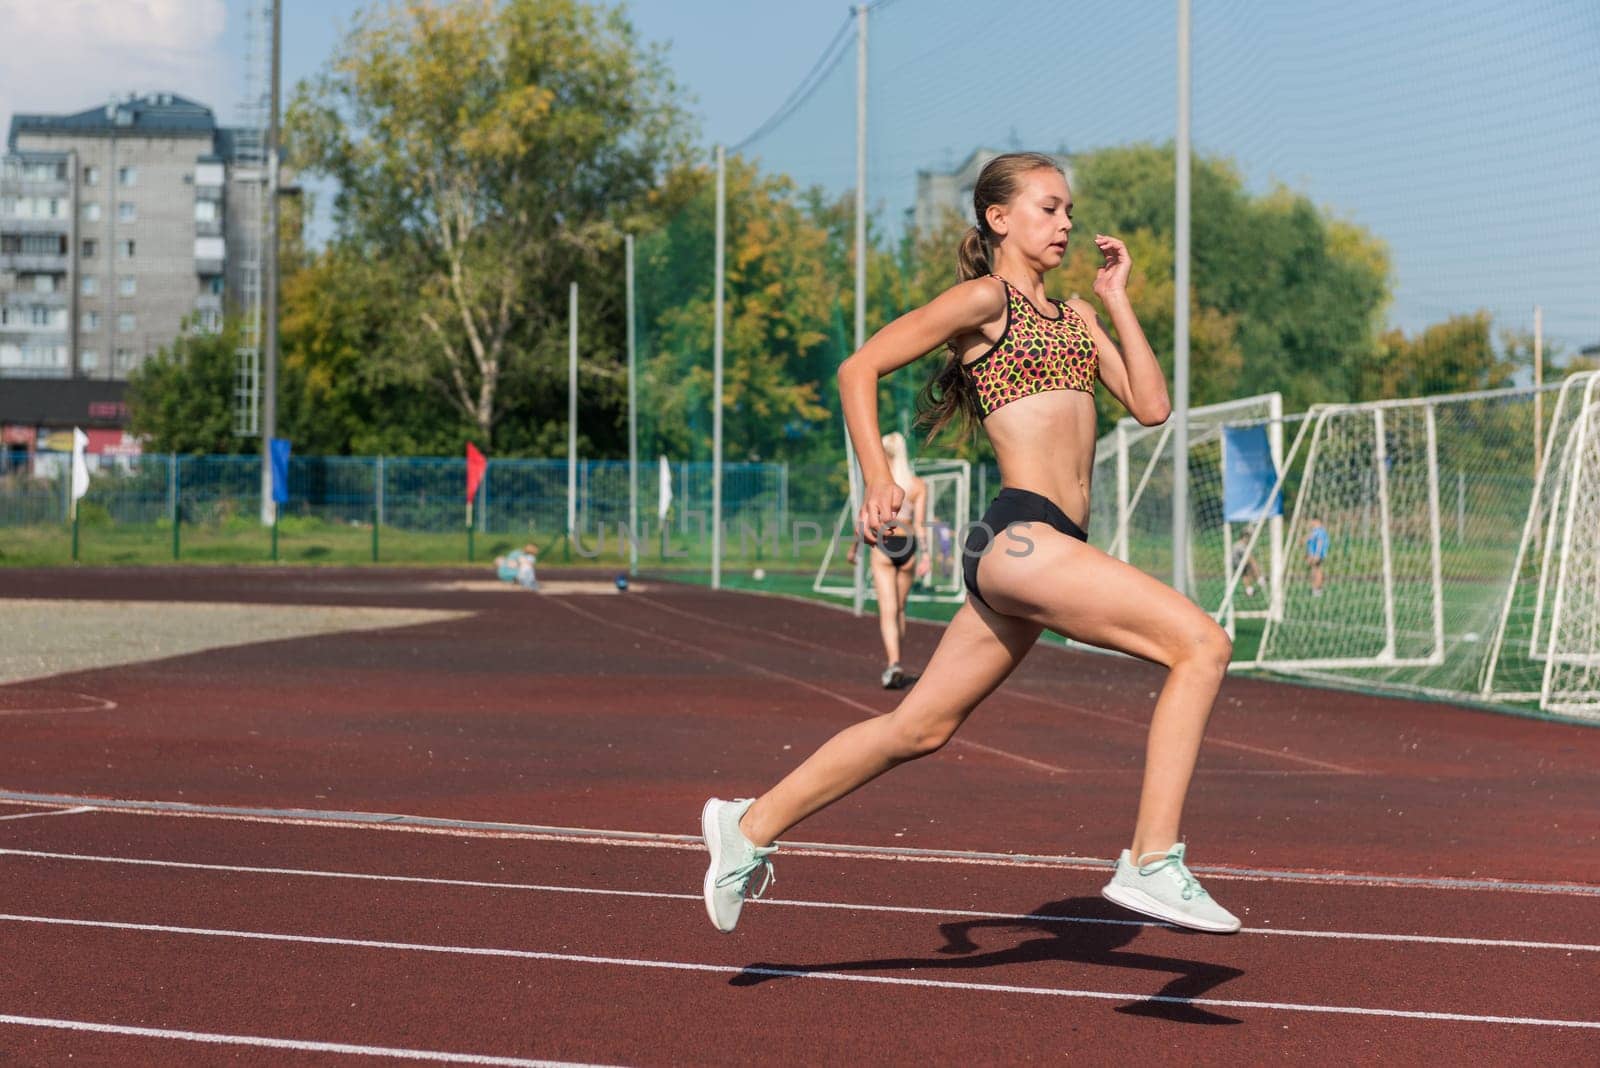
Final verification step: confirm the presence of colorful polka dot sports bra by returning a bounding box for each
[961,275,1099,419]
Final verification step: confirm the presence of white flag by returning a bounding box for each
[70,427,90,503]
[657,455,673,521]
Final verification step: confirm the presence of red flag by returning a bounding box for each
[466,442,487,504]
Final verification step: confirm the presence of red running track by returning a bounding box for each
[1,566,1597,1061]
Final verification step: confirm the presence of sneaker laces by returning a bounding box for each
[1137,847,1208,902]
[716,845,778,899]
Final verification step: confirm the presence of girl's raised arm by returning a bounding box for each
[839,278,1004,541]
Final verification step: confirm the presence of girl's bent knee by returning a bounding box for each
[1176,622,1232,675]
[886,714,957,759]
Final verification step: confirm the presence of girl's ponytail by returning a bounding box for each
[956,224,991,282]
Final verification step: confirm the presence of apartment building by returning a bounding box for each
[0,91,260,455]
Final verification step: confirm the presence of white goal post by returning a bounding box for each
[1479,370,1600,720]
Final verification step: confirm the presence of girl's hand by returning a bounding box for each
[1092,234,1132,300]
[857,478,905,544]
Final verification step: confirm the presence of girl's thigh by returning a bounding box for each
[975,526,1226,668]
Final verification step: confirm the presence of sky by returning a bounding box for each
[3,0,1596,355]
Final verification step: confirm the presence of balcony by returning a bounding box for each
[0,330,71,352]
[195,217,223,238]
[194,236,225,275]
[0,251,68,273]
[2,289,69,310]
[0,176,71,198]
[0,216,71,235]
[195,162,225,189]
[195,292,223,313]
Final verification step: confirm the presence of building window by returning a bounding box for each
[81,276,98,297]
[30,273,55,294]
[20,233,64,255]
[84,165,100,186]
[205,275,224,296]
[117,240,135,260]
[114,348,136,371]
[81,311,101,332]
[82,238,97,258]
[30,305,54,327]
[117,166,137,188]
[117,202,136,223]
[194,200,218,224]
[82,202,101,223]
[81,349,100,371]
[195,308,222,333]
[117,313,136,334]
[21,161,64,182]
[119,276,136,297]
[0,308,11,326]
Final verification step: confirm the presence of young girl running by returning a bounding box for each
[845,431,928,689]
[701,152,1241,935]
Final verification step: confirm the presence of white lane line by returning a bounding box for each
[2,789,1594,896]
[0,1014,612,1066]
[0,806,94,822]
[552,596,1079,777]
[636,592,1364,775]
[0,692,118,716]
[2,913,1595,1030]
[4,847,1595,953]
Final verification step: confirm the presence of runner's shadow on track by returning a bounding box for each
[731,895,1245,1025]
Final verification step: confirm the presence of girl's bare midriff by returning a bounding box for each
[981,388,1098,528]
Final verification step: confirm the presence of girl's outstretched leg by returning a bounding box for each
[976,528,1240,932]
[700,602,1040,932]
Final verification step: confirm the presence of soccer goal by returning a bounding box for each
[1250,398,1445,671]
[812,458,971,604]
[1090,393,1286,631]
[1480,371,1600,720]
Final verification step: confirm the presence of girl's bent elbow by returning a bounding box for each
[1138,402,1172,427]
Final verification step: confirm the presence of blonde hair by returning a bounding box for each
[921,151,1067,442]
[881,431,915,490]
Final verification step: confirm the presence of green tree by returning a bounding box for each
[1064,144,1390,413]
[636,157,839,464]
[277,245,471,454]
[126,320,254,455]
[286,0,695,449]
[1358,312,1518,399]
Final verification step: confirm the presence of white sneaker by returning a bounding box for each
[700,798,777,933]
[880,663,904,689]
[1101,843,1241,933]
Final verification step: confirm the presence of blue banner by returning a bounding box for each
[1222,426,1282,523]
[270,438,292,505]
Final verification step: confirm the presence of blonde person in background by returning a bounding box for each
[847,432,928,689]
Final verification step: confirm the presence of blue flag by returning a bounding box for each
[1222,426,1282,523]
[270,438,291,505]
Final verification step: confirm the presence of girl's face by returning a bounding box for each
[986,167,1073,269]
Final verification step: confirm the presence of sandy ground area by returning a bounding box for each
[2,599,468,686]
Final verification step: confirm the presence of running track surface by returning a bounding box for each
[2,566,1596,1063]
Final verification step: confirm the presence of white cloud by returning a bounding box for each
[0,0,228,142]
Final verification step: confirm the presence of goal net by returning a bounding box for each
[1089,393,1286,630]
[1480,371,1600,720]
